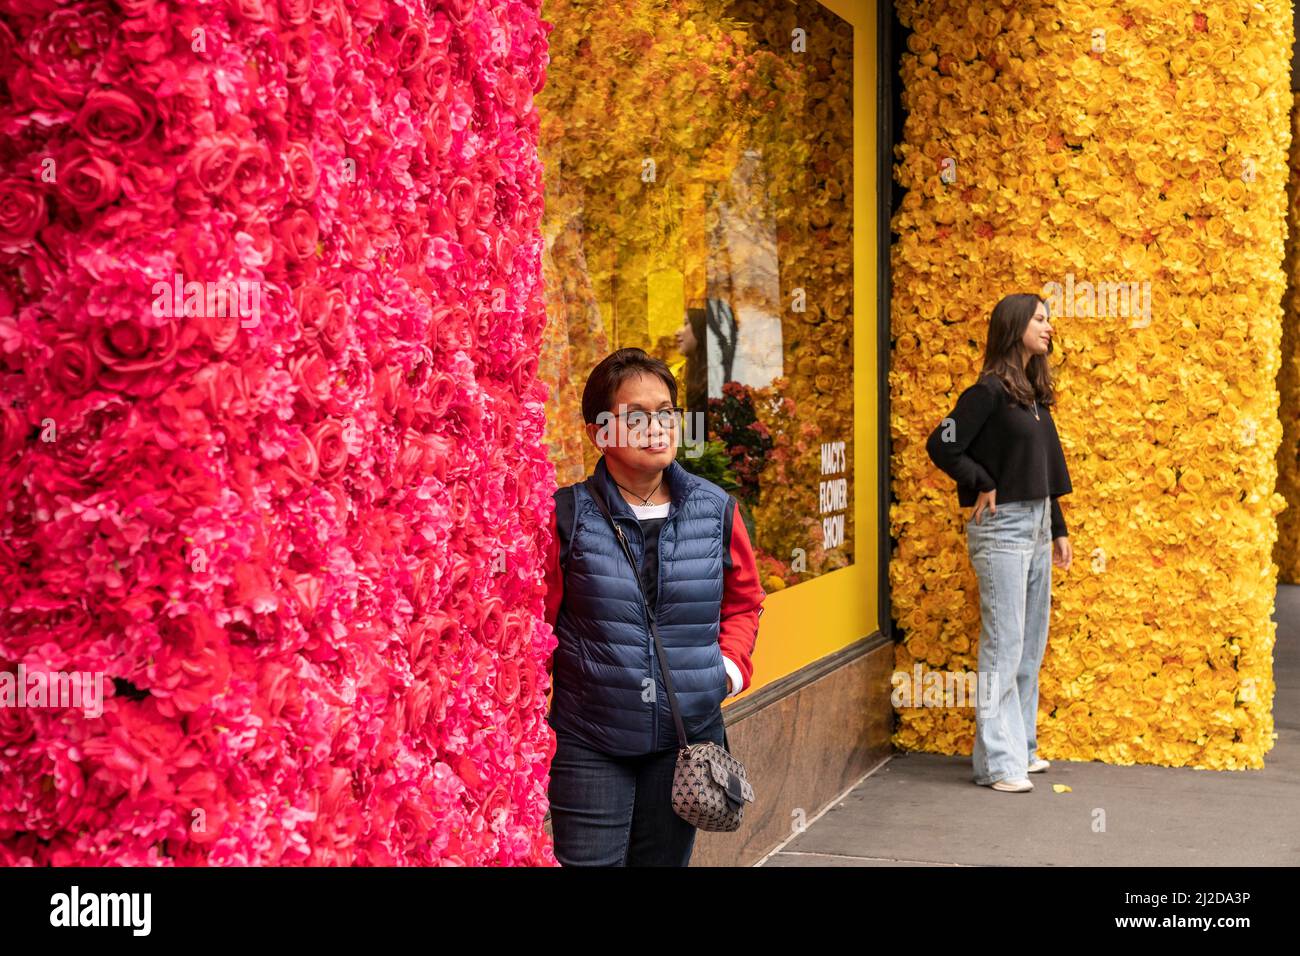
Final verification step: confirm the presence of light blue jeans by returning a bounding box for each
[965,497,1052,785]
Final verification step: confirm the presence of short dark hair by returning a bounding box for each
[581,348,678,425]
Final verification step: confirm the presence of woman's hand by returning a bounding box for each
[970,488,997,524]
[1052,536,1072,571]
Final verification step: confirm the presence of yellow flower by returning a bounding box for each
[1179,468,1205,493]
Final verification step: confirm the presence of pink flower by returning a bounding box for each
[73,90,155,148]
[283,429,320,483]
[89,319,178,395]
[47,336,99,395]
[278,208,319,262]
[190,134,243,195]
[55,148,121,212]
[0,179,45,251]
[284,142,318,203]
[307,418,347,480]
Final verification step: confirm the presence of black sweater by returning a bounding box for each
[925,372,1073,539]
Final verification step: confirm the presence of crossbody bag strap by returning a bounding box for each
[584,476,690,753]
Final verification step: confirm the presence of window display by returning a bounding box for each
[537,0,855,591]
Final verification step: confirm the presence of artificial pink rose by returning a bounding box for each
[292,282,330,333]
[284,142,318,203]
[0,180,45,251]
[283,430,320,483]
[308,418,346,479]
[278,0,311,25]
[431,303,469,353]
[481,782,510,825]
[289,348,330,407]
[503,609,529,659]
[449,479,471,525]
[496,72,520,110]
[507,707,525,747]
[120,156,179,214]
[426,48,452,103]
[235,0,267,20]
[74,90,155,148]
[278,208,318,261]
[510,350,538,398]
[492,400,516,447]
[458,223,491,264]
[407,554,437,614]
[195,361,254,419]
[199,310,240,354]
[493,659,520,706]
[426,371,456,418]
[90,319,177,394]
[229,142,271,203]
[519,654,539,707]
[27,8,108,105]
[447,175,476,228]
[477,594,506,651]
[474,181,497,227]
[245,217,277,270]
[48,337,98,395]
[283,27,312,85]
[115,4,170,63]
[55,149,120,212]
[425,102,452,158]
[318,290,349,354]
[396,19,429,72]
[191,134,242,195]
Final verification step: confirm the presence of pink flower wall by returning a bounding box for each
[0,0,558,865]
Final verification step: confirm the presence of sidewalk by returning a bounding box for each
[760,585,1300,866]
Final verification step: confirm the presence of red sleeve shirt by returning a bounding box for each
[718,498,764,693]
[540,496,764,693]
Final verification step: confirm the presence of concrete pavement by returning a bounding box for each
[759,585,1300,866]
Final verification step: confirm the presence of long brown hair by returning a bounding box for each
[977,293,1057,408]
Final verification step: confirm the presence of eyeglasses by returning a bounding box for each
[613,407,684,432]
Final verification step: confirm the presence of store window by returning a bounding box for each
[537,0,854,591]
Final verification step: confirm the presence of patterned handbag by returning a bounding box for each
[585,476,756,832]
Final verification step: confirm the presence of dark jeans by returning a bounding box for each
[548,719,727,866]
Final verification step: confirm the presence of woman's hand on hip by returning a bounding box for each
[970,489,997,524]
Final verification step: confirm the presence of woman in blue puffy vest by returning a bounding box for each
[542,348,766,866]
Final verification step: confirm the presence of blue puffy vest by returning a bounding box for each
[548,454,730,756]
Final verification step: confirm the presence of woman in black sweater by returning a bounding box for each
[925,293,1073,793]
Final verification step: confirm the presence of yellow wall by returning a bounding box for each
[727,0,879,704]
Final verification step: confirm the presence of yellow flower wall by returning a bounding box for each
[890,0,1290,770]
[1275,97,1300,585]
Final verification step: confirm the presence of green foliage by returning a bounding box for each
[675,439,740,492]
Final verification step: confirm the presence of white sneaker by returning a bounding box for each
[1027,758,1050,773]
[990,777,1034,792]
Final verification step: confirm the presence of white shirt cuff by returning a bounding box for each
[722,655,743,698]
